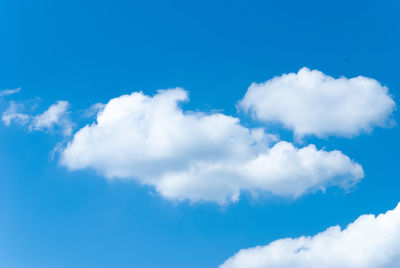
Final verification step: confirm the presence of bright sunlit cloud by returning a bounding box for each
[221,202,400,268]
[61,88,364,204]
[239,67,396,138]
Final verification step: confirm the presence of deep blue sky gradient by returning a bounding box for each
[0,1,399,267]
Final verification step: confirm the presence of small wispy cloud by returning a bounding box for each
[30,101,74,136]
[0,87,21,97]
[1,101,30,126]
[81,102,105,118]
[2,100,74,136]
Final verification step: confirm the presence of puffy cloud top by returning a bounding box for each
[239,67,396,138]
[220,202,400,268]
[61,88,363,204]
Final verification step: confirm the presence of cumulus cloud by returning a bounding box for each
[61,88,364,204]
[30,101,73,136]
[1,100,73,136]
[220,202,400,268]
[0,87,21,97]
[239,67,396,138]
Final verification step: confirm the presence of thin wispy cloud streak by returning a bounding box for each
[0,87,21,97]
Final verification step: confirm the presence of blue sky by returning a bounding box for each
[0,0,399,267]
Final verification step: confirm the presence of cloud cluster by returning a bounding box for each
[2,68,395,206]
[1,100,73,136]
[1,69,398,267]
[221,203,400,268]
[61,88,364,204]
[239,68,396,138]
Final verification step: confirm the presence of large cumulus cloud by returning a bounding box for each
[61,88,363,204]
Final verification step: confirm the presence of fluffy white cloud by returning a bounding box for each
[0,87,21,97]
[239,67,396,138]
[30,101,73,136]
[61,88,363,204]
[220,203,400,268]
[1,100,73,136]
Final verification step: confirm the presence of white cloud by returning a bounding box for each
[0,87,21,97]
[30,100,73,136]
[61,88,364,204]
[1,101,30,126]
[239,67,396,138]
[2,100,73,136]
[220,202,400,268]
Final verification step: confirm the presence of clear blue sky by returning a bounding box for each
[0,0,399,267]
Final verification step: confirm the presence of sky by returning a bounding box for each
[0,0,399,267]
